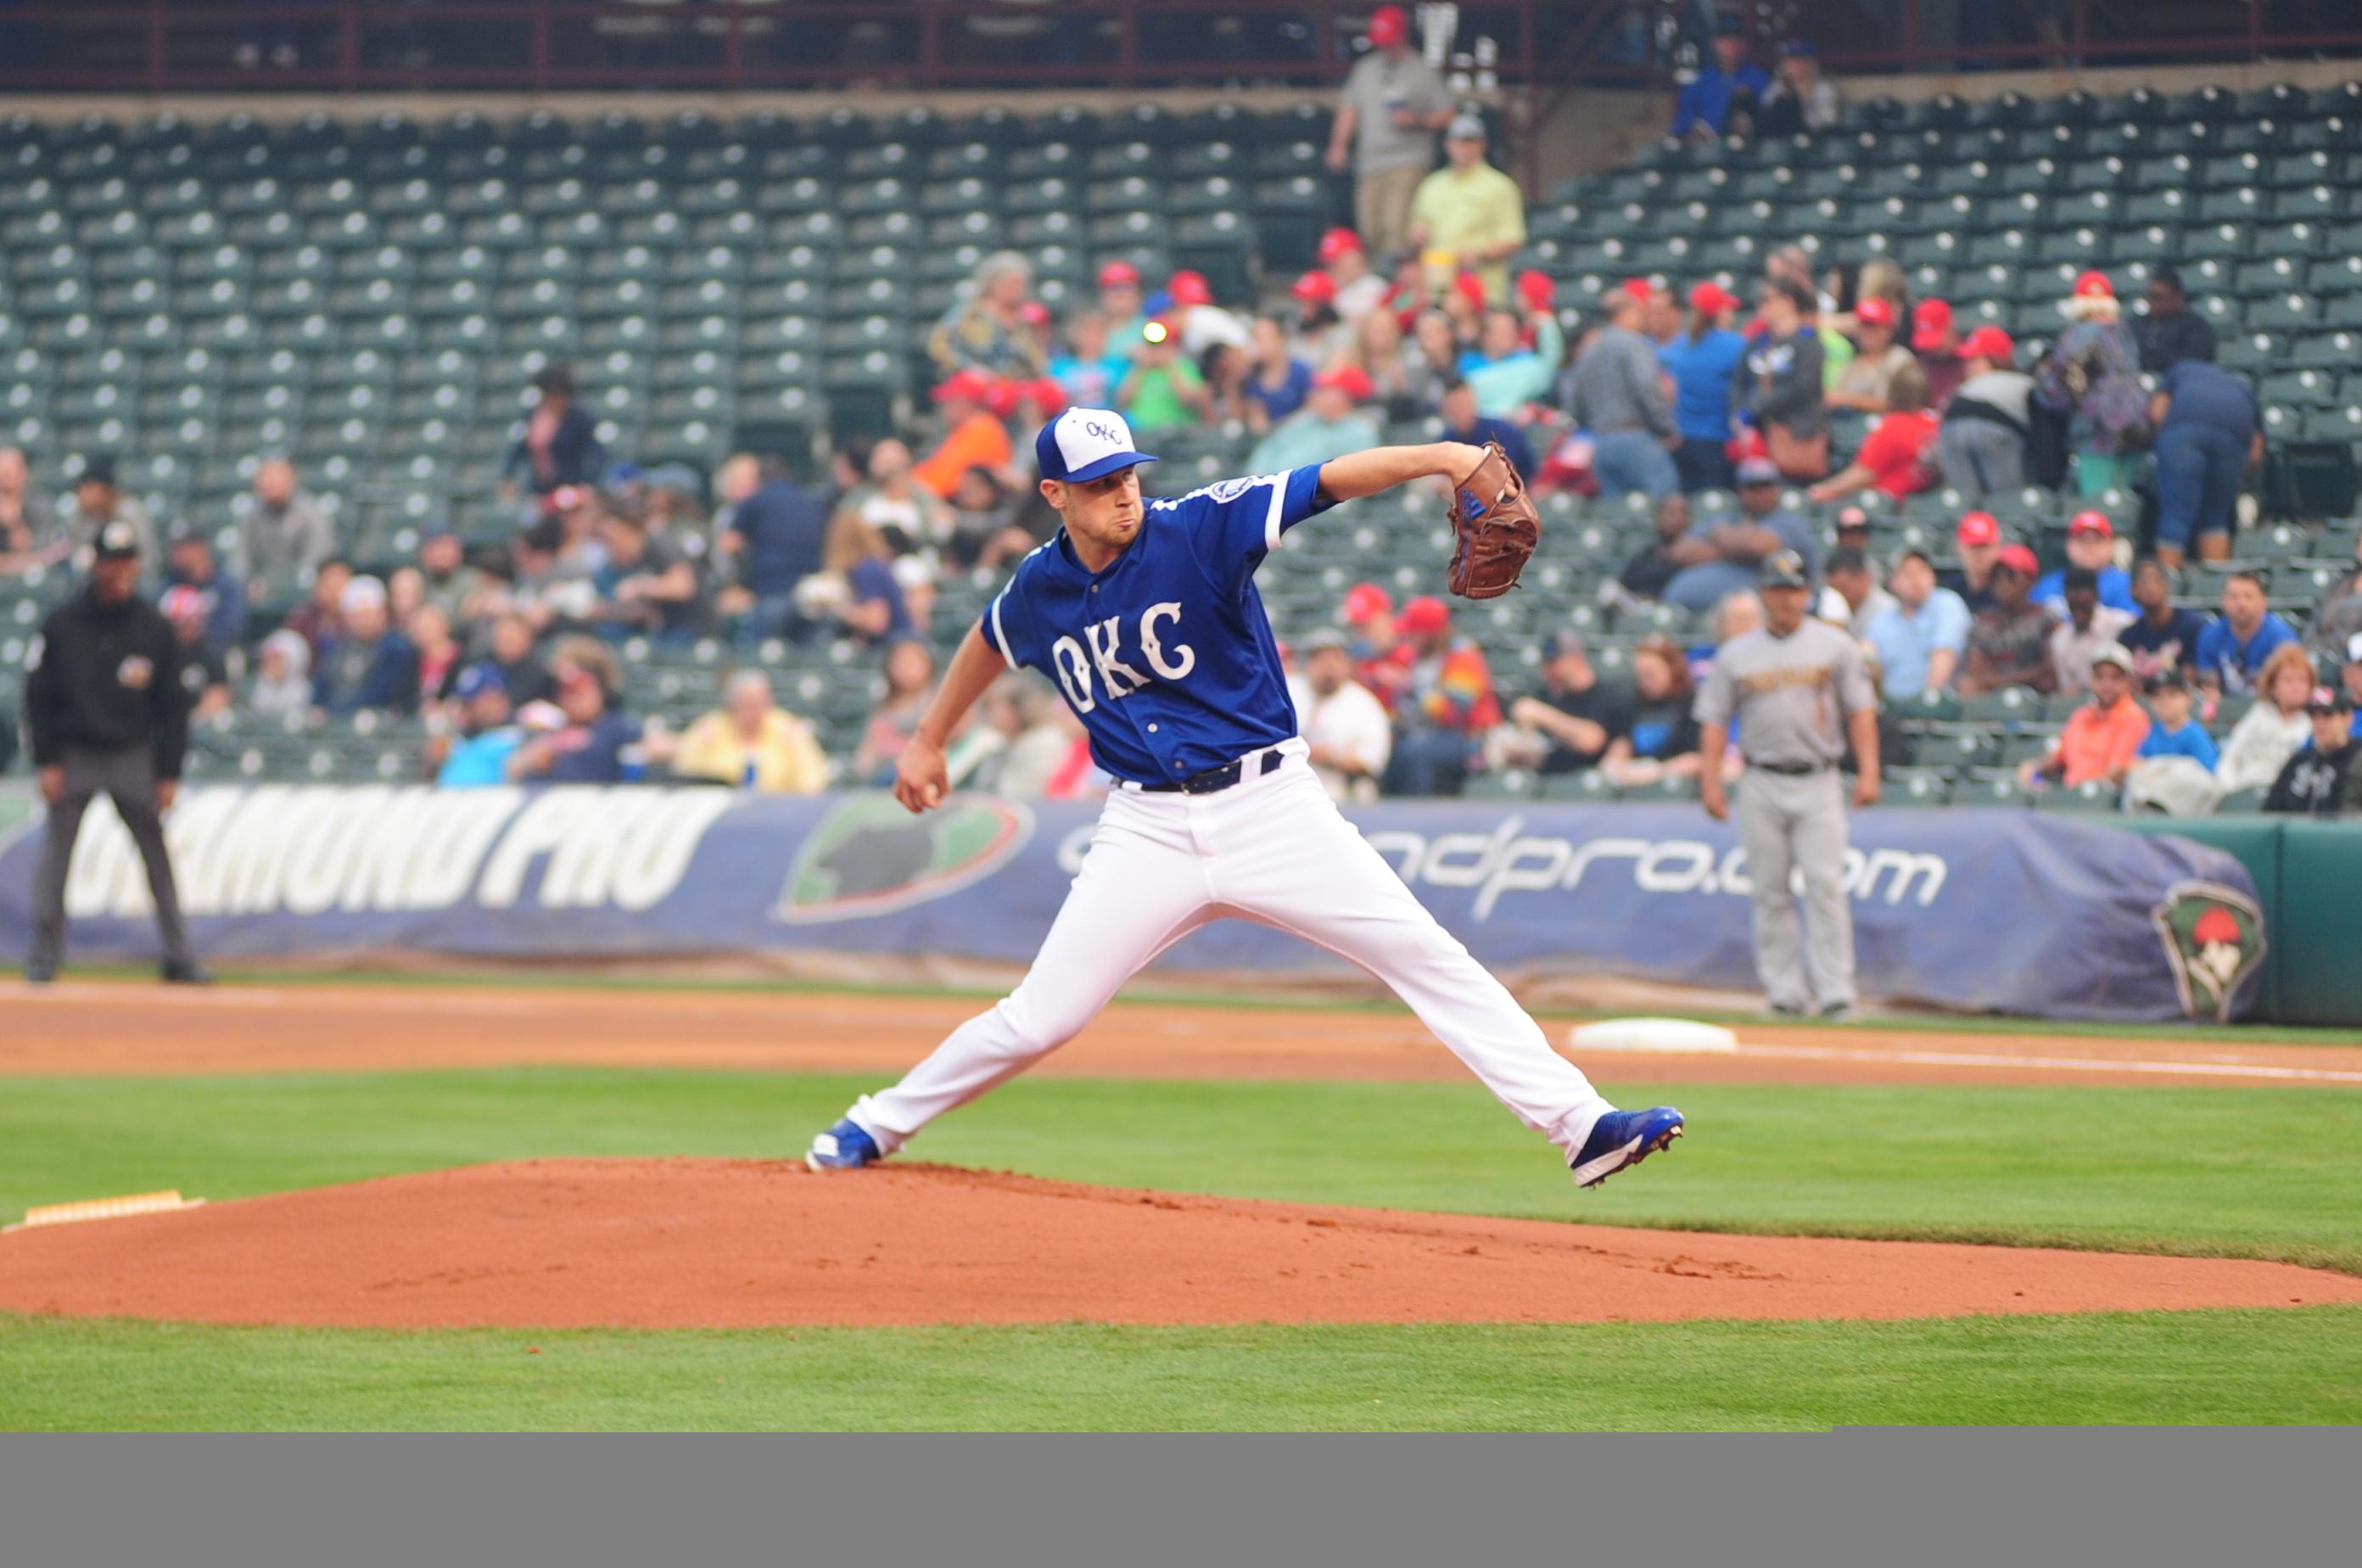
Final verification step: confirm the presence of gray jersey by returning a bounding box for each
[1341,52,1452,175]
[1566,325,1677,440]
[1694,619,1878,768]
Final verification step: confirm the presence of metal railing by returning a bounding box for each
[0,0,1598,95]
[1773,0,2362,75]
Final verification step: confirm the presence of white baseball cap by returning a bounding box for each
[1034,408,1159,484]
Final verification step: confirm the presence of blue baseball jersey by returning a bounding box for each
[982,466,1334,784]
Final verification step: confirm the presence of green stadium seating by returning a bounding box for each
[9,81,2361,784]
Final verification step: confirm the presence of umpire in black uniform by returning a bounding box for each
[23,518,209,983]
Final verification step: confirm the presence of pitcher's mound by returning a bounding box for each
[3,1158,2354,1330]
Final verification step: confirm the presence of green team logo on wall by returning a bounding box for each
[2150,880,2268,1022]
[775,792,1035,924]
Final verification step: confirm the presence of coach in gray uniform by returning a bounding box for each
[1696,549,1879,1019]
[23,519,208,984]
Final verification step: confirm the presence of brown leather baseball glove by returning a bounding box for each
[1447,441,1540,600]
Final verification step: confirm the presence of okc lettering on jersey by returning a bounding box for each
[1047,606,1189,711]
[984,466,1334,783]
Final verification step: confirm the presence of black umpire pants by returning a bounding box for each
[29,742,196,973]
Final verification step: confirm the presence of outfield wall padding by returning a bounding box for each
[0,783,2290,1023]
[2126,815,2362,1027]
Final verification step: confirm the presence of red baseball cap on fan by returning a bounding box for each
[1096,259,1141,288]
[1317,227,1363,265]
[988,378,1065,420]
[1688,280,1741,314]
[1367,3,1408,48]
[1314,365,1374,402]
[1515,270,1556,311]
[1855,296,1895,328]
[932,367,999,406]
[1961,324,2016,363]
[1995,543,2040,579]
[1956,510,2001,547]
[1396,596,1450,636]
[1168,270,1214,307]
[1911,297,1955,350]
[1292,269,1338,304]
[1343,583,1394,624]
[2068,510,2114,538]
[1622,277,1654,303]
[2073,269,2115,300]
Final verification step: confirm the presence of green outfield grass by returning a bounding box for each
[4,1070,2359,1273]
[5,1309,2359,1431]
[7,1067,2358,1430]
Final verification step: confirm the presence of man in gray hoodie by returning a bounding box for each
[1566,286,1681,500]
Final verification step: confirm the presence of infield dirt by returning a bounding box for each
[3,1158,2356,1330]
[8,981,2360,1089]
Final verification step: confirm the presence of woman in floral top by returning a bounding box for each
[2037,272,2148,497]
[927,252,1048,381]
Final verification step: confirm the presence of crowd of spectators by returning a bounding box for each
[8,14,2360,818]
[1285,499,2362,816]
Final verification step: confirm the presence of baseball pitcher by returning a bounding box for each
[808,411,1683,1190]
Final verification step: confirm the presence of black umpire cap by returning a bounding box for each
[92,519,142,560]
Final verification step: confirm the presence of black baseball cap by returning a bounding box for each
[2306,686,2353,715]
[80,455,117,486]
[92,519,141,560]
[2145,668,2188,693]
[1758,548,1810,589]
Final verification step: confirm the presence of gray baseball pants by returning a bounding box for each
[1736,765,1855,1012]
[28,742,196,974]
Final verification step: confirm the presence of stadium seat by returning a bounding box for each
[1960,687,2044,723]
[1466,770,1537,802]
[1958,768,2032,807]
[1878,769,1954,806]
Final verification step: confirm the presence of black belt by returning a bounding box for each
[1749,759,1832,776]
[1139,748,1288,795]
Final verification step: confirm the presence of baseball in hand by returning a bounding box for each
[894,741,950,815]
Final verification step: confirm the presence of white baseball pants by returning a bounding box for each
[846,741,1613,1161]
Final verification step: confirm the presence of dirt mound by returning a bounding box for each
[3,1160,2354,1330]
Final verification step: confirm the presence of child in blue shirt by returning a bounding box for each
[2135,670,2219,770]
[1049,311,1132,412]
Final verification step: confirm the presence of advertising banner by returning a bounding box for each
[0,784,2264,1022]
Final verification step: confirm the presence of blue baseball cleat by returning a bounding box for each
[1570,1106,1685,1190]
[806,1118,883,1172]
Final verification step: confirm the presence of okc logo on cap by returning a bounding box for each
[1036,408,1160,484]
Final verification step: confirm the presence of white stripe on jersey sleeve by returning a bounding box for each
[988,590,1014,665]
[1262,473,1288,553]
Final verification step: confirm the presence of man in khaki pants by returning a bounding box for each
[1326,4,1452,260]
[1697,550,1881,1021]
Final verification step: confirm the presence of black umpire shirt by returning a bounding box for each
[25,584,190,779]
